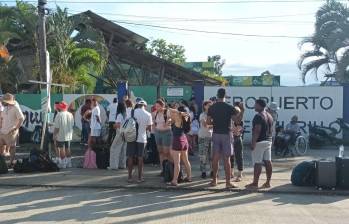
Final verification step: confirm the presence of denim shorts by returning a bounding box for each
[212,133,234,157]
[155,129,173,148]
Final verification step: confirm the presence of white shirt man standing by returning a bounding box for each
[0,93,24,165]
[89,98,101,145]
[107,98,118,145]
[126,101,152,183]
[54,102,74,168]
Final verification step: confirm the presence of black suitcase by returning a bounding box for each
[315,160,336,190]
[336,157,349,189]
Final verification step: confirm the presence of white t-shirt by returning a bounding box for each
[90,105,101,130]
[116,113,126,125]
[126,108,132,119]
[134,108,152,143]
[107,103,118,122]
[54,111,74,142]
[198,112,212,138]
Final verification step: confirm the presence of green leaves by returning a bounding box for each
[147,38,186,64]
[299,0,349,84]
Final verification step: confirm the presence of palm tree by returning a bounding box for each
[298,0,349,83]
[47,7,107,92]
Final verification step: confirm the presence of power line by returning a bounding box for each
[69,9,315,22]
[112,20,306,38]
[0,0,336,4]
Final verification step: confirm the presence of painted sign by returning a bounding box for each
[205,86,343,141]
[226,75,280,87]
[167,87,184,97]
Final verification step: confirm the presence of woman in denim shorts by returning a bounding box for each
[153,100,172,175]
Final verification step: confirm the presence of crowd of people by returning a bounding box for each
[0,88,301,189]
[85,88,277,189]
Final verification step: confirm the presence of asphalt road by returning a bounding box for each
[0,187,348,224]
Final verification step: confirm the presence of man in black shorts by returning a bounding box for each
[207,88,240,189]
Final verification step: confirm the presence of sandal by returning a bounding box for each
[235,176,242,182]
[209,180,218,187]
[167,182,178,187]
[127,178,133,183]
[260,182,271,189]
[226,183,238,189]
[245,183,258,189]
[137,178,145,183]
[184,177,192,183]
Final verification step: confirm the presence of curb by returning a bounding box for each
[0,183,348,196]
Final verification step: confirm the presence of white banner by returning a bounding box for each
[205,86,343,142]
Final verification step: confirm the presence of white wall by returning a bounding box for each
[204,87,343,142]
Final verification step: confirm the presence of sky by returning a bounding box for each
[5,0,349,86]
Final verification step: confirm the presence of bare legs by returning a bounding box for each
[170,150,192,185]
[246,160,272,188]
[211,152,235,188]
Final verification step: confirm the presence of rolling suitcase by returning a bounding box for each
[315,160,336,190]
[336,157,349,189]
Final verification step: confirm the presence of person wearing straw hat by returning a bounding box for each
[0,93,24,166]
[54,101,74,168]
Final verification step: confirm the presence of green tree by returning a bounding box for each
[298,0,349,83]
[147,38,186,64]
[208,55,225,76]
[0,1,38,92]
[47,7,108,93]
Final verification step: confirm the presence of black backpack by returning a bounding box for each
[94,144,110,169]
[162,159,183,183]
[30,149,59,172]
[291,161,316,186]
[0,155,8,174]
[13,158,35,173]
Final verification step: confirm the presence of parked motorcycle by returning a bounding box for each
[308,124,341,148]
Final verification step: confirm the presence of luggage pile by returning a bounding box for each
[291,156,349,190]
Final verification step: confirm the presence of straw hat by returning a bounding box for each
[1,93,15,105]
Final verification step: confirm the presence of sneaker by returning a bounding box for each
[201,172,207,179]
[66,158,72,168]
[60,158,67,169]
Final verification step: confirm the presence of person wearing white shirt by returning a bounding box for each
[109,102,127,170]
[89,98,101,146]
[107,98,118,144]
[126,101,152,183]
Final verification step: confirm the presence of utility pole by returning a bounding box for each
[37,0,48,83]
[37,0,48,151]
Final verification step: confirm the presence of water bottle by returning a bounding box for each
[339,145,344,158]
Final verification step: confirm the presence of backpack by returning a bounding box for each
[0,155,8,174]
[94,144,110,169]
[83,147,97,169]
[121,109,139,143]
[291,161,316,186]
[162,159,183,183]
[30,149,59,172]
[163,160,174,183]
[13,158,35,173]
